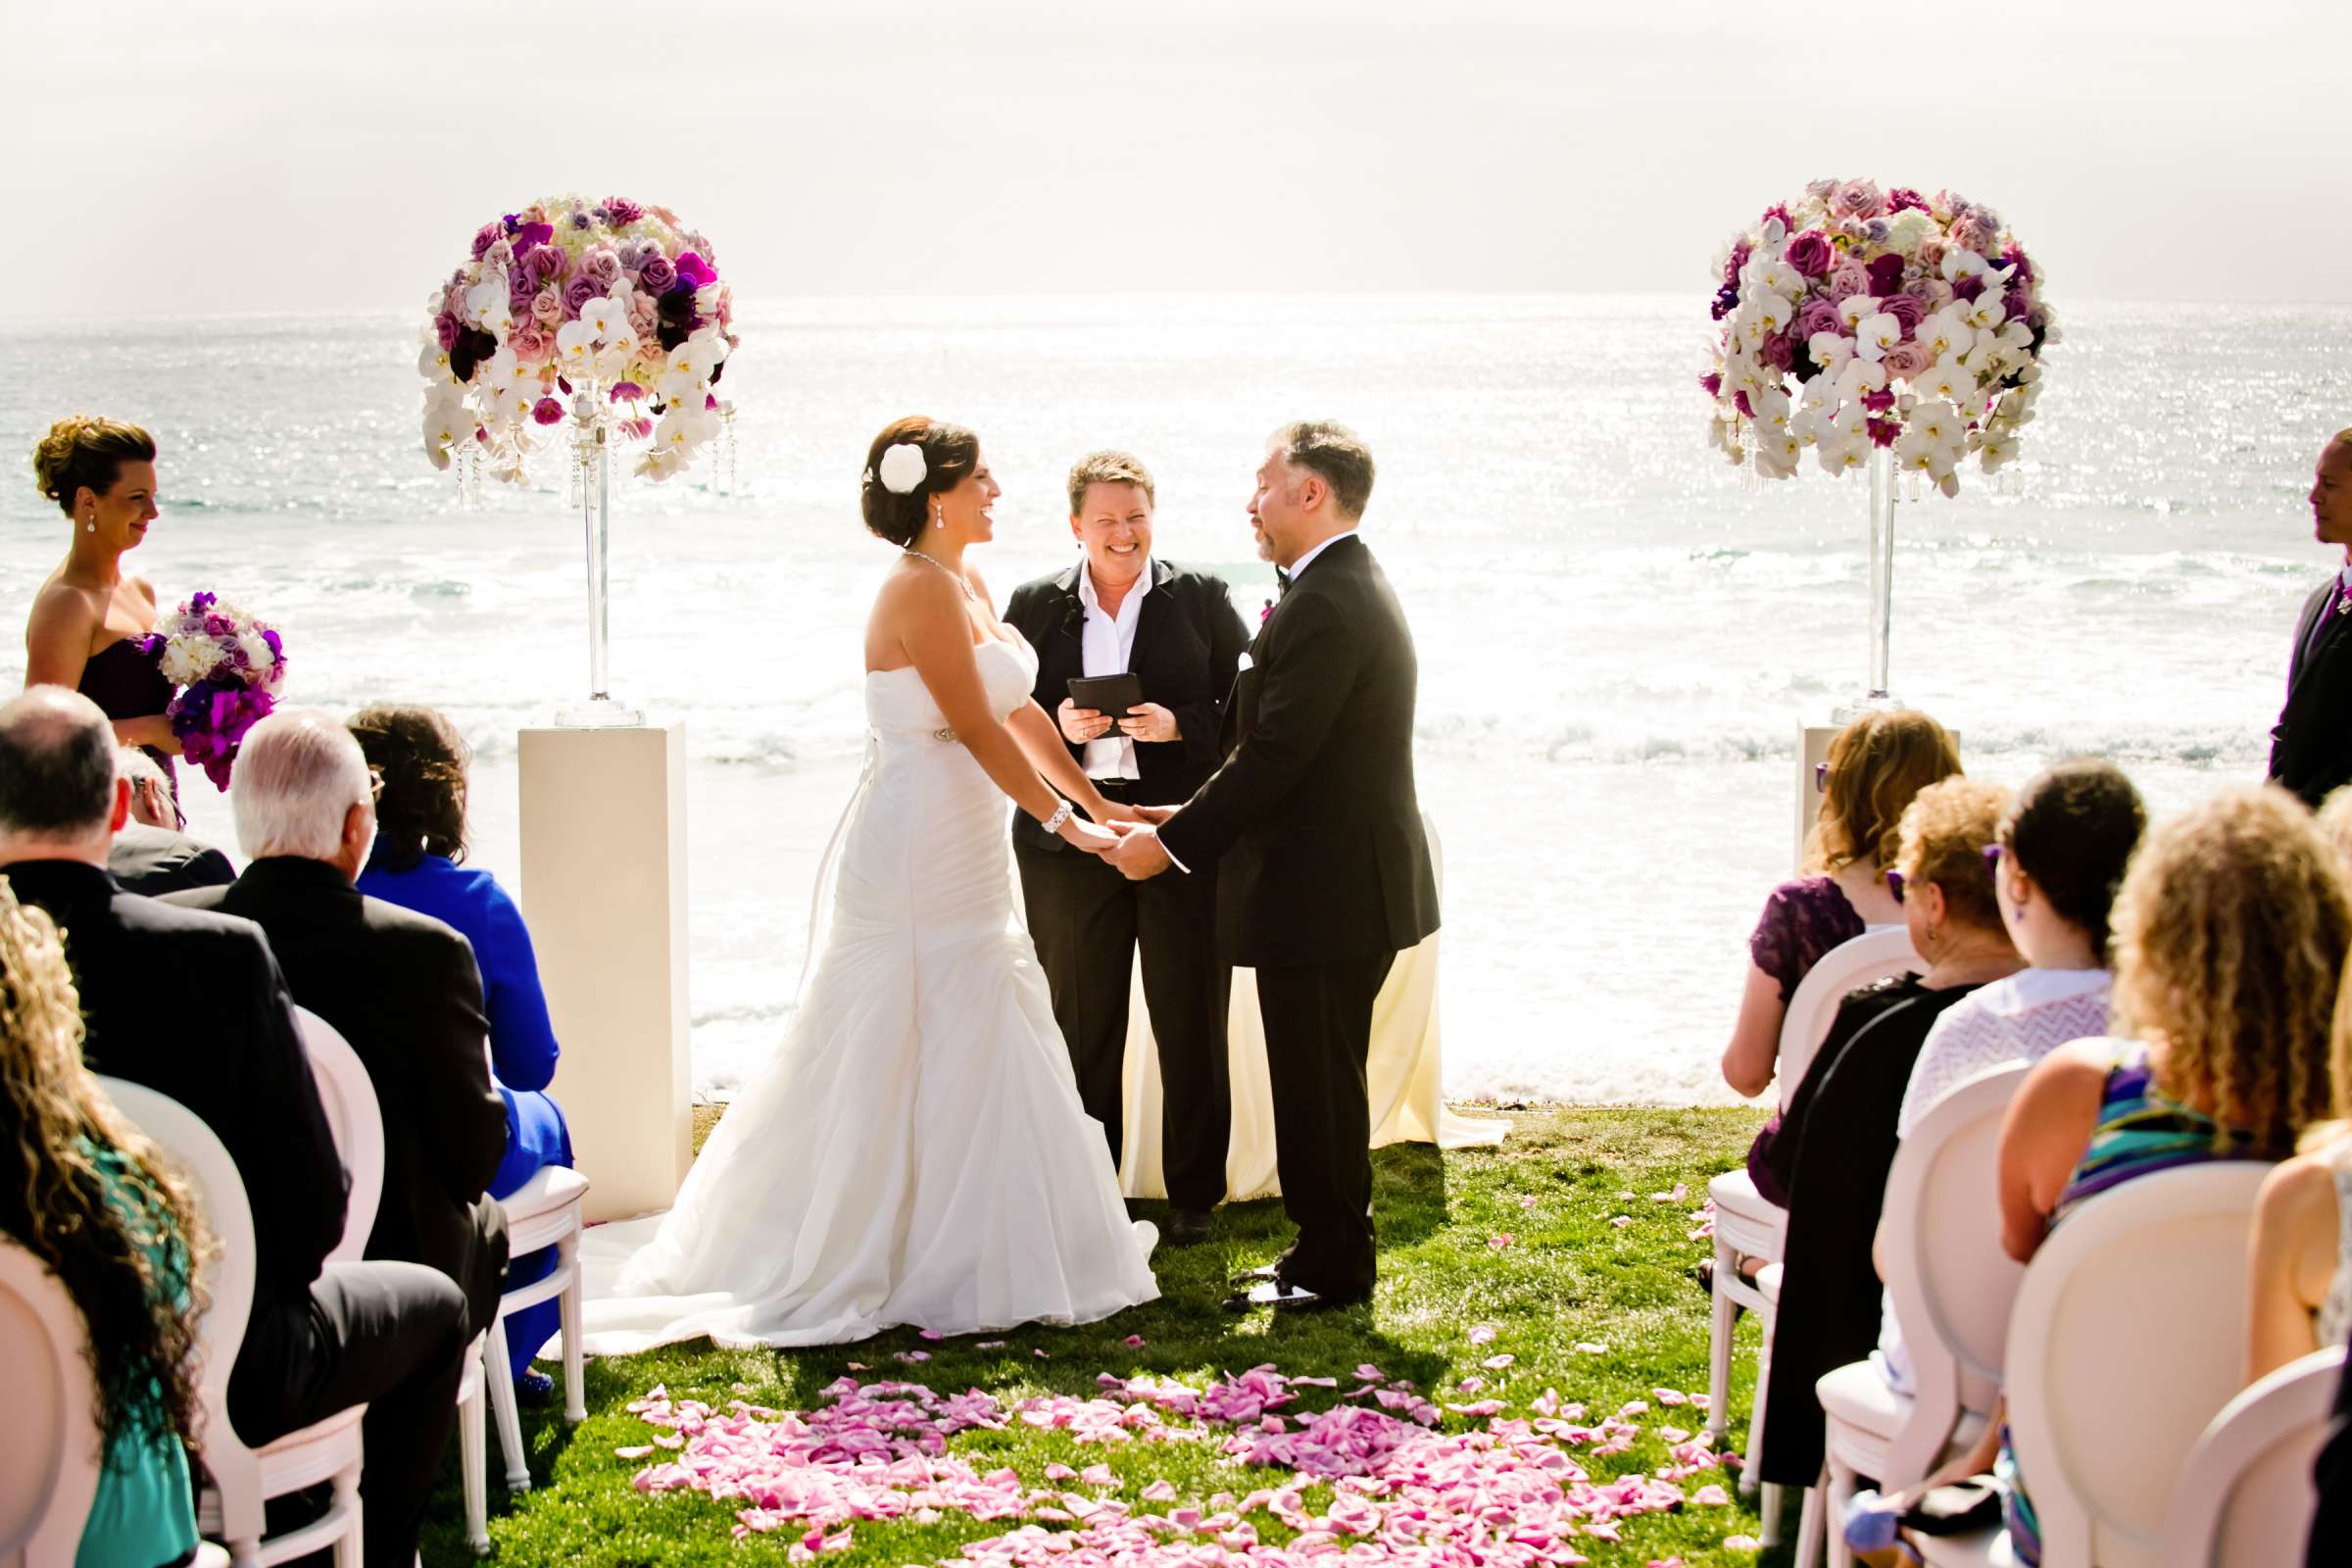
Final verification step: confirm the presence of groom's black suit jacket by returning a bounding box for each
[2270,578,2352,808]
[1004,557,1251,855]
[1159,533,1440,968]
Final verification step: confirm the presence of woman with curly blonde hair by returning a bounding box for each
[0,883,209,1566]
[1992,784,2351,1564]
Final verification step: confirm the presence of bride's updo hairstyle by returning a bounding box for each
[31,415,156,515]
[860,416,979,549]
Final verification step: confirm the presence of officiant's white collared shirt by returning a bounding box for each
[1078,557,1152,781]
[1285,528,1360,583]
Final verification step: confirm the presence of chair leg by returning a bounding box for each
[486,1316,531,1492]
[1740,1309,1773,1496]
[332,1466,363,1568]
[1760,1483,1785,1547]
[560,1236,585,1424]
[1794,1471,1828,1568]
[462,1363,491,1553]
[228,1541,262,1568]
[1825,1455,1859,1568]
[1706,1232,1738,1443]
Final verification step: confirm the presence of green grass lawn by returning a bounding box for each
[421,1107,1785,1566]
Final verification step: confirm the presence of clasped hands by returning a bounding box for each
[1059,801,1179,880]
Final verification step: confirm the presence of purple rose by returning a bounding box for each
[1952,216,1998,255]
[1832,179,1886,220]
[511,220,554,250]
[1880,294,1925,339]
[603,196,645,224]
[1796,298,1843,340]
[470,221,503,261]
[563,276,602,318]
[1760,202,1795,232]
[2003,286,2032,323]
[1886,187,1930,215]
[1953,274,1986,303]
[635,253,677,294]
[582,247,622,286]
[1759,331,1795,372]
[434,311,462,352]
[672,250,717,291]
[570,211,592,230]
[2001,246,2035,287]
[532,397,565,426]
[1786,231,1836,277]
[523,244,568,285]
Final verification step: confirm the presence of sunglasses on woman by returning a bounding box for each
[1888,845,2007,905]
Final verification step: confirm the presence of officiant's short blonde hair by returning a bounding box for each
[1066,451,1155,515]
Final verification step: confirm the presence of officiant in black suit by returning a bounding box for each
[1108,421,1440,1312]
[2269,429,2352,807]
[1004,451,1251,1242]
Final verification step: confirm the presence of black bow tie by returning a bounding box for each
[1275,567,1293,597]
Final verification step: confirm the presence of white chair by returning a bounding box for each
[0,1237,104,1567]
[293,1007,383,1265]
[481,1164,591,1494]
[95,1076,365,1568]
[2162,1345,2344,1568]
[1916,1161,2275,1568]
[1801,1062,2029,1568]
[1707,925,1924,1461]
[456,1330,491,1554]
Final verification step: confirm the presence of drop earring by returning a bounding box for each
[82,514,96,534]
[932,506,944,530]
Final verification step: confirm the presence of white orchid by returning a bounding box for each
[1918,307,1974,362]
[1973,426,2021,471]
[1829,399,1869,442]
[1836,356,1888,403]
[1724,349,1772,403]
[478,346,526,393]
[1838,295,1879,329]
[636,446,688,481]
[1760,215,1788,249]
[1808,332,1855,380]
[1908,400,1965,451]
[1754,429,1804,478]
[1894,430,1958,483]
[1816,435,1869,475]
[1960,292,2007,333]
[1747,254,1802,299]
[421,385,469,469]
[654,400,719,456]
[1788,407,1824,447]
[669,328,729,383]
[1738,293,1795,351]
[554,318,600,370]
[1750,387,1792,436]
[1797,370,1838,412]
[1852,312,1902,364]
[466,275,513,336]
[1914,354,1974,405]
[1940,248,1991,286]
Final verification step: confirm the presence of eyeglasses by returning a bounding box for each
[366,764,385,804]
[1984,843,2005,876]
[1886,869,1906,904]
[1815,761,1831,793]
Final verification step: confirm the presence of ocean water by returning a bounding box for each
[3,296,2347,1105]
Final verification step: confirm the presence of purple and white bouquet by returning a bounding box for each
[419,195,738,484]
[142,592,286,792]
[1701,179,2059,496]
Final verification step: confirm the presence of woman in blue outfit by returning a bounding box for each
[350,704,572,1398]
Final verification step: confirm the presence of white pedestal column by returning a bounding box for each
[517,722,690,1223]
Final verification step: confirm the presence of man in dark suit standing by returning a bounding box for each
[2269,429,2352,806]
[107,743,235,895]
[1004,452,1250,1240]
[1108,421,1439,1311]
[162,708,512,1343]
[0,688,471,1568]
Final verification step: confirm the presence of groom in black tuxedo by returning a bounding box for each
[1108,421,1440,1311]
[2269,430,2352,807]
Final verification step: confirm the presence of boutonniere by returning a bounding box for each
[2338,582,2352,617]
[1060,595,1086,635]
[1259,598,1276,625]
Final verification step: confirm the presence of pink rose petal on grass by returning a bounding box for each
[919,1329,944,1341]
[1457,1377,1486,1394]
[1468,1323,1498,1346]
[895,1350,931,1363]
[1123,1335,1147,1348]
[1610,1215,1634,1228]
[1141,1480,1178,1502]
[1650,1183,1690,1202]
[976,1341,1006,1349]
[1723,1535,1762,1550]
[1488,1233,1515,1250]
[613,1443,656,1458]
[1519,1194,1540,1208]
[1482,1353,1515,1370]
[1690,1484,1734,1505]
[1652,1388,1689,1405]
[1575,1341,1610,1354]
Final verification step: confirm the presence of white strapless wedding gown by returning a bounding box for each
[577,637,1159,1350]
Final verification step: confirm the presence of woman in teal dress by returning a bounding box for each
[349,704,572,1400]
[0,884,210,1567]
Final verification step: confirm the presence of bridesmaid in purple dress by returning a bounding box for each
[24,416,181,812]
[1719,709,1963,1203]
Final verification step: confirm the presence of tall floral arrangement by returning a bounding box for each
[1700,180,2058,496]
[419,196,737,484]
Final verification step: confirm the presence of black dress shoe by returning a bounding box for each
[1166,1207,1214,1243]
[1229,1263,1282,1290]
[1222,1280,1370,1314]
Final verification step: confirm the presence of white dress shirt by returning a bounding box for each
[1077,558,1152,781]
[1285,528,1360,584]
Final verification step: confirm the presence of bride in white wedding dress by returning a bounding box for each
[577,417,1159,1351]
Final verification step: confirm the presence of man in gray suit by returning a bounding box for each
[107,745,235,895]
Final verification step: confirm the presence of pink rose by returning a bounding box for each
[562,276,602,318]
[627,300,662,344]
[1917,237,1947,270]
[582,247,623,286]
[1759,332,1794,372]
[1952,217,1998,255]
[1880,294,1925,339]
[510,324,554,364]
[1881,341,1933,381]
[1786,230,1836,277]
[532,288,563,325]
[1795,298,1843,339]
[1832,179,1885,220]
[1829,260,1872,300]
[485,238,514,268]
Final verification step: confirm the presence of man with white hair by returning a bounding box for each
[106,744,235,895]
[0,687,471,1568]
[163,708,512,1339]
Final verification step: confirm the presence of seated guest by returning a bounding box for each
[349,702,572,1396]
[2244,945,2352,1384]
[0,883,205,1568]
[1866,759,2145,1397]
[2314,1322,2352,1565]
[1994,785,2347,1565]
[161,709,511,1343]
[107,744,234,896]
[0,686,470,1568]
[1723,710,1960,1199]
[1754,777,2022,1494]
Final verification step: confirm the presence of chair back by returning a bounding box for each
[1880,1061,2032,1485]
[0,1238,104,1566]
[2162,1345,2344,1568]
[91,1076,266,1528]
[2003,1161,2272,1568]
[294,1006,383,1264]
[1777,926,1922,1111]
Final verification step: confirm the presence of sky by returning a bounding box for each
[3,0,2347,317]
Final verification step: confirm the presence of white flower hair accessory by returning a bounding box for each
[877,442,928,495]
